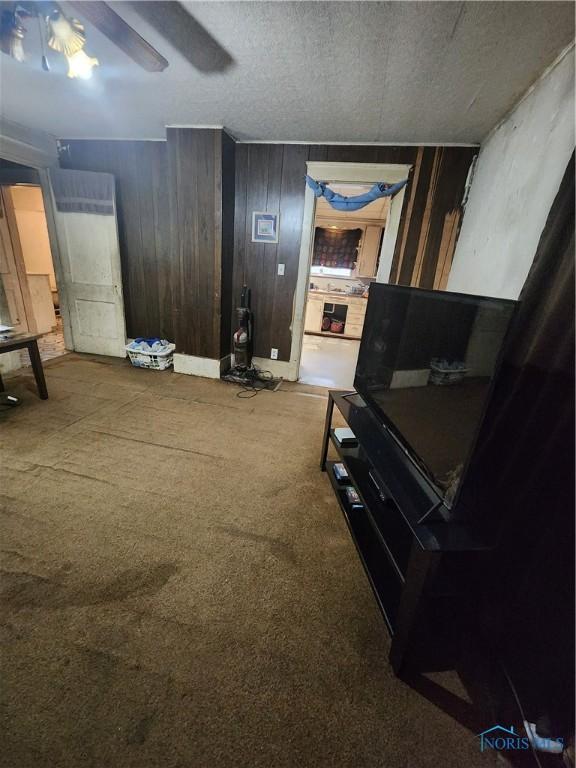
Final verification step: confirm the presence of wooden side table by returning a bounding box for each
[0,334,48,400]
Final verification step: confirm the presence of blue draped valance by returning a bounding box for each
[305,175,408,211]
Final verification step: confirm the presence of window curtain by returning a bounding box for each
[306,175,408,211]
[312,227,362,269]
[49,168,115,215]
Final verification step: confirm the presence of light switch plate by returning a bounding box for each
[271,348,278,360]
[277,263,285,276]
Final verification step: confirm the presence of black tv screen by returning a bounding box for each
[354,284,517,506]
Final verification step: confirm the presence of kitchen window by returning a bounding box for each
[311,226,361,278]
[310,265,353,277]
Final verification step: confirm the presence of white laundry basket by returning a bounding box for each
[429,360,468,385]
[125,342,175,370]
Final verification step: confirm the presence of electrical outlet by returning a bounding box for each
[277,263,285,276]
[271,348,278,360]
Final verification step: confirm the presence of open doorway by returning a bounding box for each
[0,183,68,368]
[1,160,127,374]
[290,161,412,387]
[299,183,389,388]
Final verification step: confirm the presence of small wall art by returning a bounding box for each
[252,211,279,244]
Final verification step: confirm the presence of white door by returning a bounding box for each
[49,169,126,357]
[0,188,31,334]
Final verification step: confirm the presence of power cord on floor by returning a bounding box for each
[221,365,281,398]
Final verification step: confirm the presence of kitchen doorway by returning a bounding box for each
[292,161,412,387]
[299,182,387,387]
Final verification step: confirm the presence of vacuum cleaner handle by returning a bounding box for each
[240,285,251,309]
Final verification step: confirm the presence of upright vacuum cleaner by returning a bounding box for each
[233,285,253,370]
[222,286,281,392]
[222,285,255,384]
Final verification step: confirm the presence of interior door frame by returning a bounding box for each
[0,148,74,351]
[37,169,74,350]
[291,161,412,382]
[0,185,37,334]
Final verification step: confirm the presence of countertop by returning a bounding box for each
[308,289,368,300]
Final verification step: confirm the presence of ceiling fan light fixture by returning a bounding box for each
[66,48,99,79]
[47,10,85,57]
[47,9,99,79]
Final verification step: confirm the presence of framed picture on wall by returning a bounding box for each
[252,212,279,244]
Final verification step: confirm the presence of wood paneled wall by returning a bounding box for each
[59,140,172,340]
[233,144,477,361]
[390,146,475,289]
[220,132,236,356]
[166,128,235,359]
[61,132,235,358]
[61,138,475,363]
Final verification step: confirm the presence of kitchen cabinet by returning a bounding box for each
[304,294,324,333]
[356,225,382,277]
[342,295,367,337]
[304,291,368,339]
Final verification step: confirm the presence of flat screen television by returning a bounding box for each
[354,284,517,508]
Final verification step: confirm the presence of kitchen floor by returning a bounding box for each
[299,332,361,389]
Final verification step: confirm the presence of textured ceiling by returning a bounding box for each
[0,1,574,143]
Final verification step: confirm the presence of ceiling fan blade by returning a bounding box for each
[131,1,234,74]
[65,1,168,72]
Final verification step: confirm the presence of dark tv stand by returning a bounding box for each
[320,390,494,674]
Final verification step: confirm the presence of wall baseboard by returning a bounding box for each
[251,356,297,381]
[174,353,295,380]
[174,353,231,379]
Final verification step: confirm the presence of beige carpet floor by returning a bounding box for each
[0,354,496,768]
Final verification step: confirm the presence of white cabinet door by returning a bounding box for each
[49,169,127,357]
[304,295,324,332]
[357,225,382,277]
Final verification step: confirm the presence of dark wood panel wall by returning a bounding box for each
[166,127,235,358]
[61,131,235,358]
[60,137,475,364]
[233,144,477,361]
[220,132,236,356]
[59,140,172,341]
[389,146,476,290]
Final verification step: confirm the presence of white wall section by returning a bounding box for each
[447,48,575,299]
